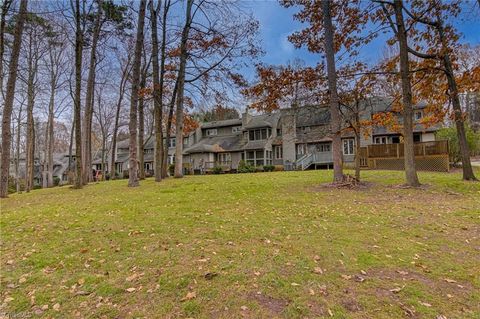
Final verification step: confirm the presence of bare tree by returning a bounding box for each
[72,0,83,189]
[0,0,28,198]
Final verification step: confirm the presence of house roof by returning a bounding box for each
[243,140,268,150]
[201,118,242,129]
[244,112,280,129]
[183,134,244,154]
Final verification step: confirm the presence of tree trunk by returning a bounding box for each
[150,0,168,182]
[73,0,83,189]
[127,0,146,187]
[435,17,477,181]
[137,61,148,180]
[0,0,27,198]
[25,52,37,192]
[393,0,420,187]
[321,0,343,183]
[174,0,193,178]
[163,78,179,177]
[0,0,12,98]
[110,56,130,180]
[46,71,55,187]
[15,106,22,193]
[82,0,103,185]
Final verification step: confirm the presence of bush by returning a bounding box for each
[53,176,61,186]
[212,166,223,174]
[168,164,175,176]
[436,125,480,165]
[238,160,256,173]
[263,165,275,172]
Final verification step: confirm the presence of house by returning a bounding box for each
[93,96,445,176]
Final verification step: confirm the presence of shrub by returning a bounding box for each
[238,160,256,173]
[168,164,175,176]
[263,165,275,172]
[436,125,480,165]
[212,166,223,174]
[53,176,61,186]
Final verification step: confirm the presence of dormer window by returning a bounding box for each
[302,126,311,133]
[206,128,217,136]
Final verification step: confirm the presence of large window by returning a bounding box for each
[374,136,387,144]
[206,128,217,136]
[274,145,283,159]
[218,153,231,163]
[248,128,271,141]
[343,138,355,155]
[246,150,264,166]
[169,138,176,148]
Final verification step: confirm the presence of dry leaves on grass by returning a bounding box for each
[181,291,196,301]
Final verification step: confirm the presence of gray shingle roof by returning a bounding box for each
[244,113,280,129]
[201,118,242,129]
[183,134,244,154]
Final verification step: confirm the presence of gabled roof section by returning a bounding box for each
[243,112,280,129]
[183,134,244,154]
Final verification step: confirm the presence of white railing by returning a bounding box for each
[295,151,333,170]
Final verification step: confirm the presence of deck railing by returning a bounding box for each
[367,140,448,158]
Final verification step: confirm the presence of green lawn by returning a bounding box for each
[1,170,479,318]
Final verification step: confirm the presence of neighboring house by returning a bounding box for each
[9,153,75,186]
[460,92,480,131]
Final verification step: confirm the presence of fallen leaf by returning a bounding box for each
[396,270,409,276]
[309,288,315,295]
[53,303,61,311]
[240,305,248,311]
[444,278,457,283]
[204,272,218,280]
[341,274,351,280]
[328,309,333,317]
[126,287,136,293]
[419,301,431,307]
[19,277,27,284]
[390,285,405,294]
[126,273,138,282]
[181,291,196,301]
[313,267,323,275]
[78,278,85,285]
[291,282,300,286]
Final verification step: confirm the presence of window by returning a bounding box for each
[274,146,283,159]
[296,144,306,155]
[374,136,387,144]
[392,136,400,144]
[144,148,153,154]
[218,153,231,163]
[413,133,421,143]
[246,150,264,166]
[144,162,151,171]
[206,129,217,136]
[232,126,242,133]
[276,128,282,136]
[265,150,272,165]
[183,137,189,146]
[343,138,355,155]
[316,143,331,152]
[248,128,271,141]
[169,138,176,148]
[414,111,423,120]
[168,154,175,164]
[302,126,311,133]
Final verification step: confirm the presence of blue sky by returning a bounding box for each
[244,0,480,74]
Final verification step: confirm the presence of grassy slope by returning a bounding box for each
[0,170,479,319]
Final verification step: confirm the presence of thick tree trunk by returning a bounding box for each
[73,0,83,189]
[321,0,343,183]
[82,1,103,185]
[150,0,168,182]
[0,0,27,198]
[25,56,37,192]
[174,0,193,178]
[163,78,179,178]
[127,0,146,187]
[393,0,420,187]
